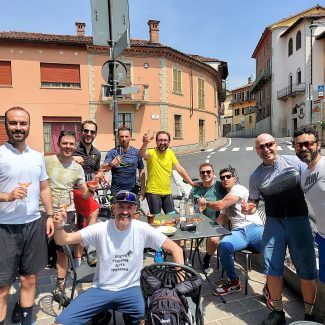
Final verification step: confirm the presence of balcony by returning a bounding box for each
[249,66,271,93]
[101,84,149,110]
[277,82,306,100]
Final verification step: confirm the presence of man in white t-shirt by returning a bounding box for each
[53,190,183,325]
[198,167,263,296]
[293,126,325,285]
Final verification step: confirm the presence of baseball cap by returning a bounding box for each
[114,190,138,205]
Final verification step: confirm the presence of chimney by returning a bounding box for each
[148,20,160,43]
[75,22,86,37]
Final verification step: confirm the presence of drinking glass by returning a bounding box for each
[198,197,206,213]
[85,173,99,188]
[147,129,155,141]
[18,167,32,201]
[56,190,72,228]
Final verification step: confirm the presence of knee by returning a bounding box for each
[20,275,37,289]
[0,286,11,300]
[219,241,234,256]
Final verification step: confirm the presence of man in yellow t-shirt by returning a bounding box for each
[140,131,196,214]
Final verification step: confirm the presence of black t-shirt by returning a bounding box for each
[74,142,101,175]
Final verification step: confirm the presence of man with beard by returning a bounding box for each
[246,133,317,325]
[73,121,101,266]
[293,126,325,286]
[52,190,183,325]
[140,130,196,215]
[0,107,54,325]
[42,130,98,307]
[103,126,145,205]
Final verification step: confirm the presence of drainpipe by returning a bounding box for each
[190,67,194,117]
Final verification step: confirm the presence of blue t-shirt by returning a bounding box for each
[104,146,144,194]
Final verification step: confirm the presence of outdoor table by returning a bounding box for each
[142,213,231,302]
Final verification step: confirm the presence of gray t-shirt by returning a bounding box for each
[301,156,325,238]
[249,155,308,218]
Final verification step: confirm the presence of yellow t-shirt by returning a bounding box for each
[146,148,179,195]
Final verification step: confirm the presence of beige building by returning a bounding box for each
[0,20,228,154]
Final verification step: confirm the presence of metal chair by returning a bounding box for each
[141,262,204,324]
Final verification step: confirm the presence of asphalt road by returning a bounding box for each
[177,137,296,189]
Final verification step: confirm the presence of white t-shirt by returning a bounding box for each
[221,184,263,229]
[80,219,167,291]
[0,143,48,224]
[301,156,325,238]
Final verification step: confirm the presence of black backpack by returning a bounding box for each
[142,267,201,325]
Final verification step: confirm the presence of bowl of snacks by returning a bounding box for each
[156,226,177,236]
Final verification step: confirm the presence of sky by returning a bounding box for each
[0,0,324,89]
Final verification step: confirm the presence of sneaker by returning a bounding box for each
[87,251,97,266]
[203,263,212,273]
[12,302,21,323]
[261,310,285,325]
[262,283,275,311]
[213,278,241,296]
[52,287,71,307]
[304,313,315,321]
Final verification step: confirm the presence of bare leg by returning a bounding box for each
[56,250,68,279]
[266,275,283,300]
[301,279,316,304]
[0,285,11,321]
[207,236,220,255]
[19,275,36,307]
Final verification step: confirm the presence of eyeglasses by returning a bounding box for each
[200,170,212,175]
[294,141,317,150]
[220,174,233,180]
[115,191,137,203]
[83,129,96,135]
[257,141,275,150]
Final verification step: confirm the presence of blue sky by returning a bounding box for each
[0,0,324,89]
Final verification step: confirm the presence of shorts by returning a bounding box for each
[316,233,325,283]
[145,193,174,215]
[56,286,144,325]
[262,216,317,280]
[72,189,100,218]
[54,211,76,252]
[0,217,47,286]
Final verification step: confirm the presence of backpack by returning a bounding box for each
[141,267,202,325]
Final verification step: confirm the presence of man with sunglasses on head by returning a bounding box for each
[52,190,183,325]
[190,163,226,271]
[293,126,325,286]
[198,167,263,296]
[140,130,196,215]
[246,133,317,325]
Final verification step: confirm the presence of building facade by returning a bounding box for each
[0,20,227,154]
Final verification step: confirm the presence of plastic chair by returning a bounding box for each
[140,262,204,324]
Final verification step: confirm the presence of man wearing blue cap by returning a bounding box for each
[52,190,183,325]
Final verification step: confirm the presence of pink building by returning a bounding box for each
[0,20,228,154]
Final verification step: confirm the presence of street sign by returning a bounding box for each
[318,85,324,99]
[90,0,130,48]
[117,86,139,95]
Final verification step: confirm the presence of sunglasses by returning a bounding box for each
[200,170,212,175]
[115,191,137,202]
[294,141,317,150]
[257,141,275,150]
[83,128,96,135]
[220,174,233,180]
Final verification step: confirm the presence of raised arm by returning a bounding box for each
[200,193,240,211]
[174,162,196,187]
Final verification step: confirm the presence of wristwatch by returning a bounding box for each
[47,214,54,218]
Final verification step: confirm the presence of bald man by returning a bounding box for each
[246,134,317,325]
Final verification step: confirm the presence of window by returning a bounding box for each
[296,31,301,50]
[174,115,182,138]
[288,38,293,56]
[197,78,205,109]
[0,117,8,145]
[43,117,82,154]
[297,68,301,84]
[249,116,252,124]
[235,108,240,116]
[0,61,12,86]
[40,63,81,88]
[118,112,133,134]
[241,107,245,115]
[172,68,182,93]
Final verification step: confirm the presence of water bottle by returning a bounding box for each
[187,199,194,216]
[154,248,164,263]
[179,198,186,222]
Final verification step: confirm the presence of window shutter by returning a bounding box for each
[40,63,80,83]
[0,61,12,85]
[177,70,182,92]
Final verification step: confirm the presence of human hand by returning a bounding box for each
[241,200,256,215]
[53,209,67,229]
[46,217,55,237]
[73,156,84,165]
[8,187,27,201]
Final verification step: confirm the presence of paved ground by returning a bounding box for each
[6,250,307,325]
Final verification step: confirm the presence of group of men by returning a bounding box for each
[0,105,324,325]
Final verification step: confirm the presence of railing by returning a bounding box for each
[101,84,149,102]
[249,66,272,93]
[277,82,306,100]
